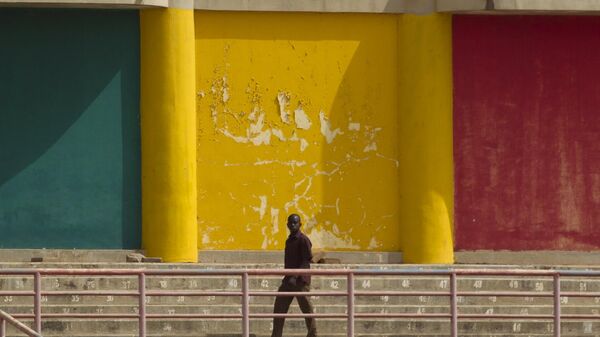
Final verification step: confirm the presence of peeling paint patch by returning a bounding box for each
[219,111,273,146]
[197,53,401,251]
[222,87,230,103]
[249,130,271,145]
[363,142,377,152]
[277,92,291,124]
[319,110,343,144]
[272,128,286,141]
[252,195,268,220]
[261,227,268,249]
[222,76,230,103]
[294,107,312,130]
[375,153,399,167]
[220,128,272,146]
[363,127,382,152]
[253,160,306,168]
[308,227,360,249]
[220,129,250,144]
[300,138,309,152]
[368,237,380,249]
[348,122,361,131]
[331,223,340,235]
[270,208,280,234]
[249,113,265,134]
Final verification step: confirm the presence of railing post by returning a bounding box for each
[347,273,354,337]
[242,272,250,337]
[450,272,457,337]
[1,318,5,337]
[554,273,561,337]
[138,273,146,337]
[33,272,41,333]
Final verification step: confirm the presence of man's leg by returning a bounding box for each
[271,283,294,337]
[296,285,317,337]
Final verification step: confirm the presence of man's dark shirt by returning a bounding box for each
[284,231,313,285]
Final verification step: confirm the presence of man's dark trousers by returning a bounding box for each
[271,280,317,337]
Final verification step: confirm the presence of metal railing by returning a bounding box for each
[0,310,42,337]
[1,268,600,337]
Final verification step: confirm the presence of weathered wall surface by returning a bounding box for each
[0,9,141,248]
[453,15,600,250]
[195,12,401,251]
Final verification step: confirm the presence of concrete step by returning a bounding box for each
[1,264,600,336]
[3,293,600,307]
[3,275,600,296]
[0,319,595,335]
[4,303,600,316]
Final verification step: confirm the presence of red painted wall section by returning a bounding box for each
[453,15,600,251]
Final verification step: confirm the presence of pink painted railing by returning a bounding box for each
[1,268,600,337]
[0,310,42,337]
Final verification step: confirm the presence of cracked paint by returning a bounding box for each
[272,128,286,141]
[196,13,400,251]
[294,106,312,130]
[277,91,291,124]
[348,122,361,131]
[308,226,360,250]
[319,110,343,144]
[251,195,268,220]
[270,208,280,234]
[299,138,309,152]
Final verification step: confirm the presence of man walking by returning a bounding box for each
[271,214,317,337]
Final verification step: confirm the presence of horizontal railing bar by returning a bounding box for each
[41,313,139,319]
[0,269,143,276]
[249,291,347,297]
[458,291,553,297]
[6,312,600,321]
[251,313,348,318]
[147,314,241,319]
[7,314,33,319]
[354,313,450,318]
[353,269,563,276]
[1,268,600,277]
[146,291,242,296]
[42,290,138,296]
[15,289,600,298]
[459,314,554,319]
[0,291,35,296]
[21,290,600,299]
[354,291,449,296]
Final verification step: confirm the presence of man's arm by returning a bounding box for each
[300,236,313,269]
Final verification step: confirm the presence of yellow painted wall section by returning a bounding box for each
[140,8,198,262]
[397,14,454,263]
[195,12,401,251]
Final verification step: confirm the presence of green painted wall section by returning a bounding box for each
[0,9,141,248]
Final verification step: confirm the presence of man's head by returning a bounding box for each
[287,213,301,234]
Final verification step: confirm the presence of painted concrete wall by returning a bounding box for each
[196,12,401,251]
[0,9,141,248]
[195,11,454,260]
[453,15,600,250]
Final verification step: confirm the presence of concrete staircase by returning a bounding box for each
[0,263,599,337]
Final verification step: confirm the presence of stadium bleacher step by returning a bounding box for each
[1,263,600,336]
